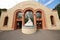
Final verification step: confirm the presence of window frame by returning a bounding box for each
[3,16,8,26]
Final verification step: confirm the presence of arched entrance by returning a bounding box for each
[13,9,23,30]
[24,10,34,25]
[13,8,46,30]
[22,8,35,27]
[35,9,46,29]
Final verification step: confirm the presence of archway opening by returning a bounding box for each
[15,11,22,29]
[24,10,34,24]
[36,11,43,29]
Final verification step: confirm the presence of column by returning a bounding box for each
[34,13,36,28]
[22,13,24,26]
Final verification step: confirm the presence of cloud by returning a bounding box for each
[0,0,28,9]
[45,0,54,6]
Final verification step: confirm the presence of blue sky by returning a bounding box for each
[0,0,60,9]
[35,0,60,9]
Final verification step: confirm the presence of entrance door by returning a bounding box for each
[16,21,22,29]
[36,10,45,29]
[15,11,22,29]
[36,21,42,29]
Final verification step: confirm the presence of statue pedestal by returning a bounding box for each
[22,27,36,34]
[22,18,36,34]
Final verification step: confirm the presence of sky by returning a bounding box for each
[36,0,60,9]
[0,0,60,9]
[0,0,28,9]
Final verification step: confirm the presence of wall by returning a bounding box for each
[0,1,60,30]
[45,10,60,30]
[0,10,14,30]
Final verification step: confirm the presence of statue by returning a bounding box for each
[22,15,36,34]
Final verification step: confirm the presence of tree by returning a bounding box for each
[53,3,60,19]
[0,9,1,16]
[0,8,7,17]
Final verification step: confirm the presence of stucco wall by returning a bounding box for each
[0,10,14,30]
[45,10,60,30]
[59,20,60,28]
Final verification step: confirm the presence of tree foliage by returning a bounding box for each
[53,3,60,19]
[0,9,1,16]
[0,8,7,16]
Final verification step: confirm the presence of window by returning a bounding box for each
[36,11,41,18]
[50,16,55,25]
[3,16,8,26]
[25,10,34,23]
[17,11,22,18]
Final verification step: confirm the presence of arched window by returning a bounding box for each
[17,11,22,18]
[3,16,8,26]
[36,11,42,18]
[50,16,55,25]
[25,10,34,23]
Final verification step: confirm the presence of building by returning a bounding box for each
[0,1,60,30]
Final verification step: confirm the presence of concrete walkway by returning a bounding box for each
[0,29,60,40]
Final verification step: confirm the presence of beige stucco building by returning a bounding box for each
[0,1,60,30]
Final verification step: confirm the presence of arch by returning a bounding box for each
[36,11,42,18]
[25,10,34,23]
[23,7,34,14]
[16,11,22,19]
[35,9,44,19]
[35,9,46,29]
[35,9,44,14]
[50,15,55,25]
[24,8,34,24]
[3,16,8,26]
[14,9,23,18]
[12,9,23,29]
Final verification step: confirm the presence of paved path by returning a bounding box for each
[0,30,60,40]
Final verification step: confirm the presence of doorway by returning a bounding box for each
[36,21,42,29]
[16,21,22,29]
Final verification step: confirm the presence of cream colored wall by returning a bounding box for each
[0,10,14,30]
[0,1,60,30]
[44,10,60,30]
[59,15,60,29]
[51,10,60,30]
[59,19,60,27]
